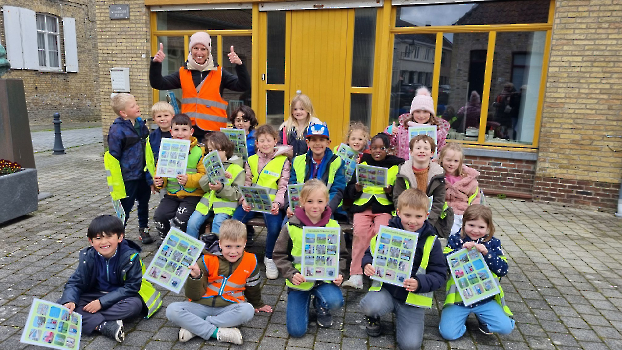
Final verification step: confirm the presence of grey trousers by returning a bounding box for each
[73,292,143,335]
[166,301,255,340]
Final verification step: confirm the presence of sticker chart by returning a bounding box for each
[202,150,227,185]
[21,299,81,350]
[112,198,126,224]
[240,186,273,213]
[336,143,358,182]
[155,139,191,177]
[144,228,205,294]
[221,128,249,161]
[446,248,501,306]
[300,227,340,280]
[356,164,388,187]
[288,184,304,210]
[371,226,418,287]
[408,125,438,157]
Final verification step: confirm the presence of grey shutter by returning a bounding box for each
[2,6,24,69]
[62,17,78,72]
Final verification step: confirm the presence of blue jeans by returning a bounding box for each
[360,288,426,350]
[439,299,515,340]
[286,283,344,338]
[166,301,255,340]
[232,206,283,258]
[186,212,231,238]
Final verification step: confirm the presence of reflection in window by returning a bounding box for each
[156,10,252,31]
[267,12,286,85]
[351,8,377,87]
[223,36,253,108]
[266,91,285,130]
[350,94,372,126]
[157,36,185,107]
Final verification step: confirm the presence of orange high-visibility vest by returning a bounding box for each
[180,66,228,131]
[200,252,257,303]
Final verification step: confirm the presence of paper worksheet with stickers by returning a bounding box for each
[446,248,501,306]
[240,186,273,213]
[155,139,191,177]
[21,298,82,350]
[356,164,388,187]
[221,128,249,161]
[144,228,205,294]
[300,227,341,281]
[335,143,358,182]
[370,226,418,287]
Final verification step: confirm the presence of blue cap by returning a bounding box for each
[306,123,330,139]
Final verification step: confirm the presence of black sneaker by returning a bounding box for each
[99,320,124,342]
[316,306,333,328]
[478,321,493,335]
[366,316,381,337]
[139,228,154,244]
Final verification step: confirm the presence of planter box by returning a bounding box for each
[0,168,38,224]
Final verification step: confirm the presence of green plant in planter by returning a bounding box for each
[0,159,22,175]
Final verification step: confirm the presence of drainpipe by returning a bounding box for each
[606,135,622,217]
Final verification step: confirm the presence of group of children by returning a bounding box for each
[64,88,513,347]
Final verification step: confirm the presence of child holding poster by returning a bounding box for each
[58,215,161,343]
[439,204,514,339]
[228,105,258,156]
[360,189,446,350]
[272,180,348,337]
[166,220,272,345]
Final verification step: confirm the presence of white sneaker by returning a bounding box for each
[264,256,279,280]
[178,328,195,342]
[216,327,243,345]
[342,274,363,289]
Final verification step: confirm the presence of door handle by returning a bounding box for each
[262,74,266,81]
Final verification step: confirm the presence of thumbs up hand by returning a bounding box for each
[153,43,165,63]
[228,46,242,65]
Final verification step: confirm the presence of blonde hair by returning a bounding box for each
[284,94,318,140]
[151,101,175,118]
[396,189,429,212]
[218,220,247,241]
[110,93,135,116]
[345,122,370,147]
[461,204,495,242]
[299,179,329,204]
[439,142,465,177]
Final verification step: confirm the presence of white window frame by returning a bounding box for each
[36,14,62,71]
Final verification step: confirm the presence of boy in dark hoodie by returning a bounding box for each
[360,189,447,350]
[59,215,162,343]
[343,133,405,289]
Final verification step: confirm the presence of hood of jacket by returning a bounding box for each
[360,153,405,168]
[291,206,333,227]
[398,159,444,188]
[460,165,480,179]
[257,145,291,160]
[224,155,245,168]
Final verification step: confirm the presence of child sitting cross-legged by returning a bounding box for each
[360,189,447,350]
[166,219,273,344]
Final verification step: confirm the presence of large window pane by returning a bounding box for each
[485,31,546,145]
[223,36,252,109]
[157,36,185,107]
[389,33,435,124]
[351,8,376,87]
[350,94,372,126]
[156,10,252,31]
[266,91,285,130]
[396,0,549,27]
[267,12,286,84]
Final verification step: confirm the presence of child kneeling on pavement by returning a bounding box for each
[360,189,447,350]
[166,220,273,344]
[272,180,347,337]
[59,215,162,343]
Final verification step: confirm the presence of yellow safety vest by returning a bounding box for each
[442,246,513,316]
[292,154,342,190]
[144,136,156,177]
[195,163,244,216]
[285,220,341,291]
[369,234,437,308]
[248,154,287,201]
[353,162,399,207]
[104,151,127,200]
[129,253,162,318]
[166,145,203,194]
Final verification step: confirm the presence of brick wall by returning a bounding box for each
[464,155,536,197]
[535,0,622,211]
[0,0,99,125]
[95,0,151,142]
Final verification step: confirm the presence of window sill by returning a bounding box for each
[37,68,65,73]
[462,146,537,161]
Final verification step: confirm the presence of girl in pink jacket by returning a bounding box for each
[439,143,481,235]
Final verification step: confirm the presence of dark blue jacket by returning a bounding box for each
[446,233,508,277]
[108,117,150,183]
[289,147,347,214]
[246,129,256,156]
[59,239,144,310]
[362,216,447,303]
[149,128,171,163]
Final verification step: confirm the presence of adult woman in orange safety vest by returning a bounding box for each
[150,31,250,141]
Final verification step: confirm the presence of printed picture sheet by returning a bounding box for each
[144,228,205,294]
[300,227,340,281]
[240,186,273,213]
[202,150,227,185]
[288,184,304,210]
[221,128,249,161]
[21,298,81,350]
[336,143,358,182]
[371,226,418,287]
[409,125,438,157]
[156,139,191,177]
[112,198,126,224]
[446,248,501,306]
[356,164,388,187]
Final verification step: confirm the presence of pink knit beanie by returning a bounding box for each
[410,87,435,118]
[188,32,212,52]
